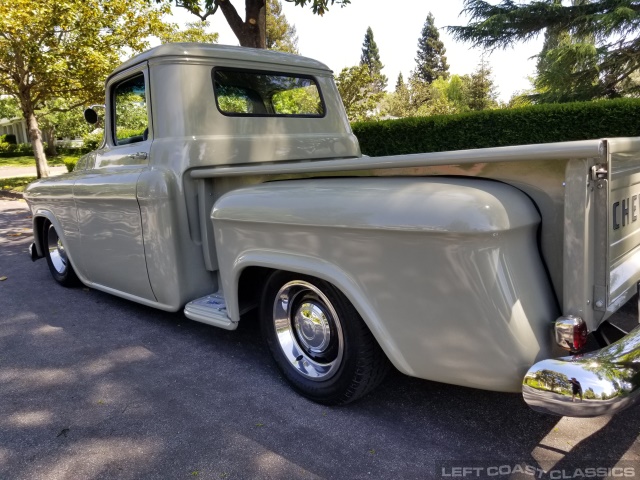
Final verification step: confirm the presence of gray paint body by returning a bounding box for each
[23,44,640,393]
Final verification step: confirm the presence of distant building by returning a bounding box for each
[0,117,28,144]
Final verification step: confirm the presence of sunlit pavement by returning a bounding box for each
[1,197,639,479]
[0,166,68,179]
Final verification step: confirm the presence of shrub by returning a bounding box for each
[82,131,104,151]
[63,157,78,172]
[0,134,17,145]
[352,98,640,157]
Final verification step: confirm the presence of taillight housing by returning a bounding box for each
[554,315,588,352]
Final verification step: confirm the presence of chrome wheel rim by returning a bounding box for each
[273,281,344,381]
[47,224,68,275]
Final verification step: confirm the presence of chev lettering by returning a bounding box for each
[613,194,639,230]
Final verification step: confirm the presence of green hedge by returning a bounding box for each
[352,98,640,157]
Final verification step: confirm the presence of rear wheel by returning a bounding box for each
[43,220,79,287]
[260,271,390,405]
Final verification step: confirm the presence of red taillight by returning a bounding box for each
[573,320,588,351]
[555,316,588,352]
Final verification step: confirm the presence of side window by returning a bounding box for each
[113,74,148,146]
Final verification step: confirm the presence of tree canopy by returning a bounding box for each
[170,0,349,48]
[449,0,640,99]
[415,13,450,84]
[266,0,299,53]
[335,64,385,122]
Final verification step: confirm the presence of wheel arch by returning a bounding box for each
[31,209,83,278]
[230,250,413,375]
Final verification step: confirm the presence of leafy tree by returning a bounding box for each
[169,0,349,48]
[449,0,640,99]
[0,0,170,177]
[415,13,450,84]
[157,20,219,44]
[335,64,385,122]
[467,56,498,111]
[0,96,20,120]
[266,0,299,53]
[360,27,387,92]
[38,99,92,156]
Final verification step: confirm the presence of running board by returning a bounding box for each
[184,293,238,331]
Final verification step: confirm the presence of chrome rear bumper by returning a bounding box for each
[523,326,640,417]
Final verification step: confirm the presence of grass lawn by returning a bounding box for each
[0,152,82,168]
[0,176,35,193]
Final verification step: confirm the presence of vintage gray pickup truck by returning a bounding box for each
[24,43,640,416]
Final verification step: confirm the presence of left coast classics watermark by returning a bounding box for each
[435,461,636,479]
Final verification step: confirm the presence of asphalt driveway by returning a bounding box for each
[1,197,639,480]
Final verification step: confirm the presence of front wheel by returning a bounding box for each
[43,220,79,287]
[260,271,390,405]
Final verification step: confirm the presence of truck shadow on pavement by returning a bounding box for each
[1,198,638,479]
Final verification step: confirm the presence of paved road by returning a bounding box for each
[1,197,639,480]
[0,165,68,179]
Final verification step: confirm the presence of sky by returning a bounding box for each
[168,0,545,102]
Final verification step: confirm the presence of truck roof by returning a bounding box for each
[111,43,332,79]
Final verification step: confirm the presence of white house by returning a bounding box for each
[0,117,28,144]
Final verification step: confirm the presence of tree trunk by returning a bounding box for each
[43,127,57,157]
[219,0,265,48]
[25,108,49,179]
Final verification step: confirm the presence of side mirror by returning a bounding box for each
[84,108,99,125]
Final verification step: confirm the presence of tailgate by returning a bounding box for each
[596,139,640,321]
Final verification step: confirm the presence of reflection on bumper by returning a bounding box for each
[523,326,640,417]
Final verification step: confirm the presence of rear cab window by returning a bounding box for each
[212,68,325,117]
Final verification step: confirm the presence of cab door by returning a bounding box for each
[73,65,155,301]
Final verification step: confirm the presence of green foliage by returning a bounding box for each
[352,98,640,157]
[415,13,449,84]
[0,142,34,157]
[335,65,385,122]
[64,157,78,173]
[272,87,322,114]
[83,131,105,151]
[0,96,20,119]
[0,134,16,145]
[266,0,299,54]
[157,21,219,44]
[467,57,498,111]
[449,0,640,99]
[360,27,387,92]
[533,24,600,103]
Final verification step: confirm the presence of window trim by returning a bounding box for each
[211,67,327,119]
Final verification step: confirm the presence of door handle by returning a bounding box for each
[127,152,148,160]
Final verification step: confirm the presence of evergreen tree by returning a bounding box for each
[450,0,640,98]
[266,0,299,54]
[415,13,449,84]
[395,73,405,92]
[467,56,498,111]
[532,1,599,103]
[360,27,387,92]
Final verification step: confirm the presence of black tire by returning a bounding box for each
[260,271,390,405]
[43,219,79,287]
